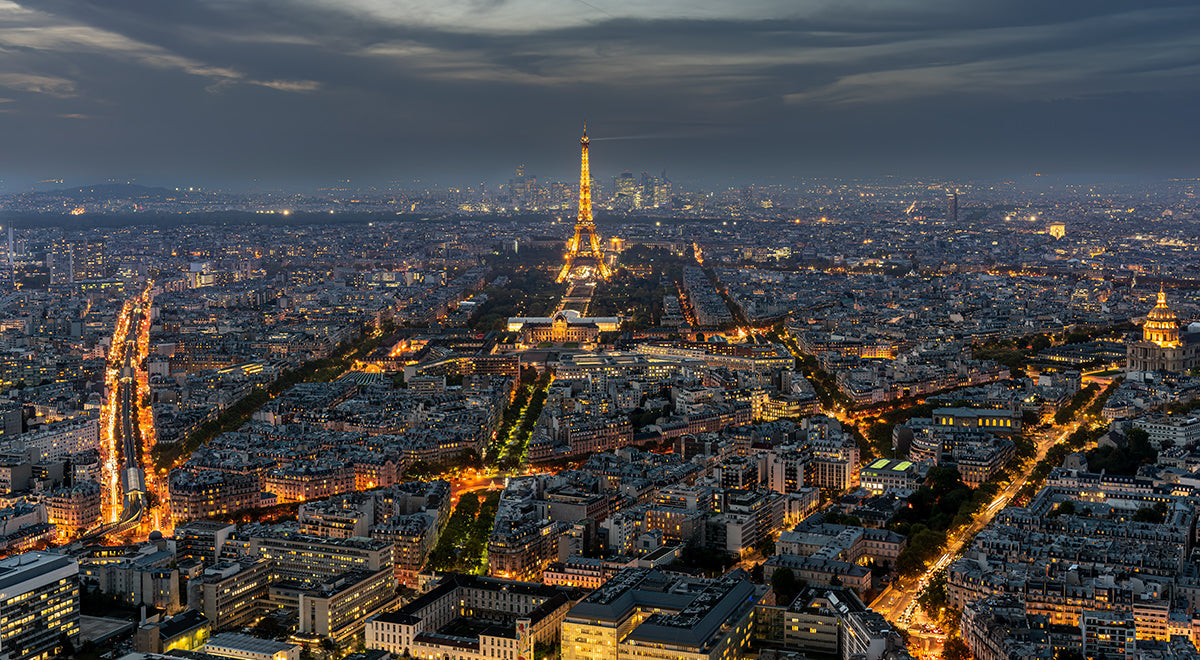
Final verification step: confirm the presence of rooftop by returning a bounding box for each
[204,632,301,656]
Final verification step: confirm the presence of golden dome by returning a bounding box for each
[1144,288,1181,347]
[1147,289,1179,322]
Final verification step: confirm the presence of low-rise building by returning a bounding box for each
[279,569,396,642]
[1132,414,1200,449]
[860,458,920,494]
[560,568,756,660]
[249,531,396,582]
[264,462,355,503]
[764,554,872,595]
[1080,610,1135,660]
[202,632,302,660]
[133,609,211,655]
[46,480,102,535]
[169,469,260,524]
[365,573,575,660]
[4,416,100,462]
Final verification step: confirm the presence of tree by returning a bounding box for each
[823,511,862,527]
[754,537,775,558]
[520,366,539,385]
[1133,501,1169,524]
[1030,334,1052,352]
[675,542,735,576]
[1087,427,1157,476]
[58,631,75,658]
[319,637,340,660]
[943,637,971,660]
[254,616,289,640]
[916,570,949,617]
[1047,501,1076,518]
[771,567,801,605]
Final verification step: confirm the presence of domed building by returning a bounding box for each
[1127,289,1200,374]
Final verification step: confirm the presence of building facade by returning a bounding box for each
[366,573,574,660]
[0,552,80,660]
[561,569,756,660]
[1127,291,1200,374]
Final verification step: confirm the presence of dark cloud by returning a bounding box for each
[1,0,1198,190]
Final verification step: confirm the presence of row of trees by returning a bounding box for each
[1083,379,1120,418]
[152,388,270,469]
[589,270,666,330]
[1013,423,1114,502]
[890,466,1005,577]
[486,386,532,463]
[492,371,553,470]
[1054,383,1101,424]
[1012,378,1128,501]
[973,322,1133,378]
[426,491,501,573]
[152,326,389,469]
[402,449,483,480]
[915,569,953,625]
[469,265,564,332]
[768,329,853,413]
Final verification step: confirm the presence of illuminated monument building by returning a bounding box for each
[558,125,612,283]
[1127,289,1200,375]
[510,127,620,343]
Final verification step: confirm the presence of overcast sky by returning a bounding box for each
[1,0,1198,191]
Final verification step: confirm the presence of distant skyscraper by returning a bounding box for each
[71,239,105,280]
[1,221,11,287]
[49,239,73,285]
[508,166,539,209]
[946,190,958,224]
[614,171,639,209]
[653,170,672,208]
[639,172,656,208]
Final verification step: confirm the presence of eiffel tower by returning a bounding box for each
[557,124,612,282]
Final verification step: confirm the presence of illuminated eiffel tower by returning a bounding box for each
[557,124,612,283]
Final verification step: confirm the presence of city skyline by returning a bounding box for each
[4,3,1200,660]
[0,161,1196,658]
[1,1,1200,190]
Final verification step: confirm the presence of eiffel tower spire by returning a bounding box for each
[558,124,612,282]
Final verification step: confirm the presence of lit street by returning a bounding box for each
[871,396,1104,642]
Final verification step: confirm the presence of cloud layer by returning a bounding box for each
[1,0,1198,188]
